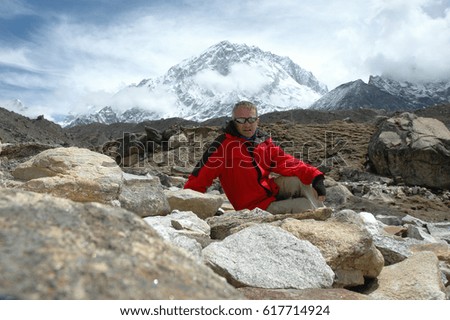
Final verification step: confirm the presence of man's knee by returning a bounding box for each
[274,176,303,199]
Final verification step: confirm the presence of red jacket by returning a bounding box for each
[184,122,324,210]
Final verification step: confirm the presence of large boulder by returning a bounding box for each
[0,189,241,299]
[368,113,450,189]
[207,207,332,240]
[164,188,223,219]
[280,218,384,287]
[366,251,446,300]
[10,147,171,217]
[202,224,335,289]
[11,147,123,203]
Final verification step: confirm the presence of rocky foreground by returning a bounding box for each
[0,111,449,300]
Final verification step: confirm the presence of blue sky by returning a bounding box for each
[1,0,450,121]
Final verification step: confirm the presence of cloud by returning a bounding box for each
[194,63,271,95]
[0,70,49,90]
[1,0,450,119]
[0,47,37,72]
[108,86,179,115]
[361,0,450,82]
[0,0,32,18]
[0,15,187,116]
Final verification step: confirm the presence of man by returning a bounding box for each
[184,101,326,213]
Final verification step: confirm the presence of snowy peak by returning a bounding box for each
[64,106,161,128]
[311,76,450,111]
[62,106,117,127]
[310,79,410,111]
[144,41,328,120]
[165,41,328,94]
[167,40,249,77]
[161,40,328,94]
[65,41,329,126]
[369,75,450,108]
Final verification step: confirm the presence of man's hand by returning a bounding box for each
[312,175,326,202]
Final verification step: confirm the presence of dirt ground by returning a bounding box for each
[261,121,449,223]
[1,105,449,223]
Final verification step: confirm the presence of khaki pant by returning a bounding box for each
[265,176,324,214]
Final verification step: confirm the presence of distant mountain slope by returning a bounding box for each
[309,79,408,111]
[0,107,74,145]
[368,76,450,108]
[311,77,450,111]
[2,104,448,148]
[64,41,328,127]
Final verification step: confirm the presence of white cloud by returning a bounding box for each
[108,86,179,114]
[1,0,450,118]
[194,63,271,95]
[362,0,450,81]
[0,47,38,72]
[0,71,49,90]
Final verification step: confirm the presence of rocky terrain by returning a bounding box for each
[1,104,449,300]
[3,104,448,221]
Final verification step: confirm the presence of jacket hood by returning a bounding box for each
[224,120,241,137]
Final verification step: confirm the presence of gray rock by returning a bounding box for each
[164,188,223,219]
[238,287,370,300]
[206,208,273,239]
[202,224,335,289]
[11,147,123,204]
[375,215,403,226]
[368,112,450,189]
[144,210,212,260]
[402,214,427,227]
[367,252,446,300]
[323,181,353,206]
[407,224,440,243]
[280,218,384,287]
[207,207,332,240]
[427,222,450,244]
[168,132,188,149]
[0,189,241,299]
[118,173,170,217]
[372,234,423,265]
[331,210,385,236]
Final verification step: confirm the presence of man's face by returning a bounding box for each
[233,107,259,138]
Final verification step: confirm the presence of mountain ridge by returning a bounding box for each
[64,41,328,127]
[2,103,449,150]
[311,76,450,111]
[3,42,450,127]
[368,75,450,108]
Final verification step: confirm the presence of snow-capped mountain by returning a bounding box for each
[63,106,161,127]
[65,41,328,127]
[368,76,450,109]
[311,76,450,111]
[310,79,408,111]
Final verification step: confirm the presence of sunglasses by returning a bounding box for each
[233,117,258,124]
